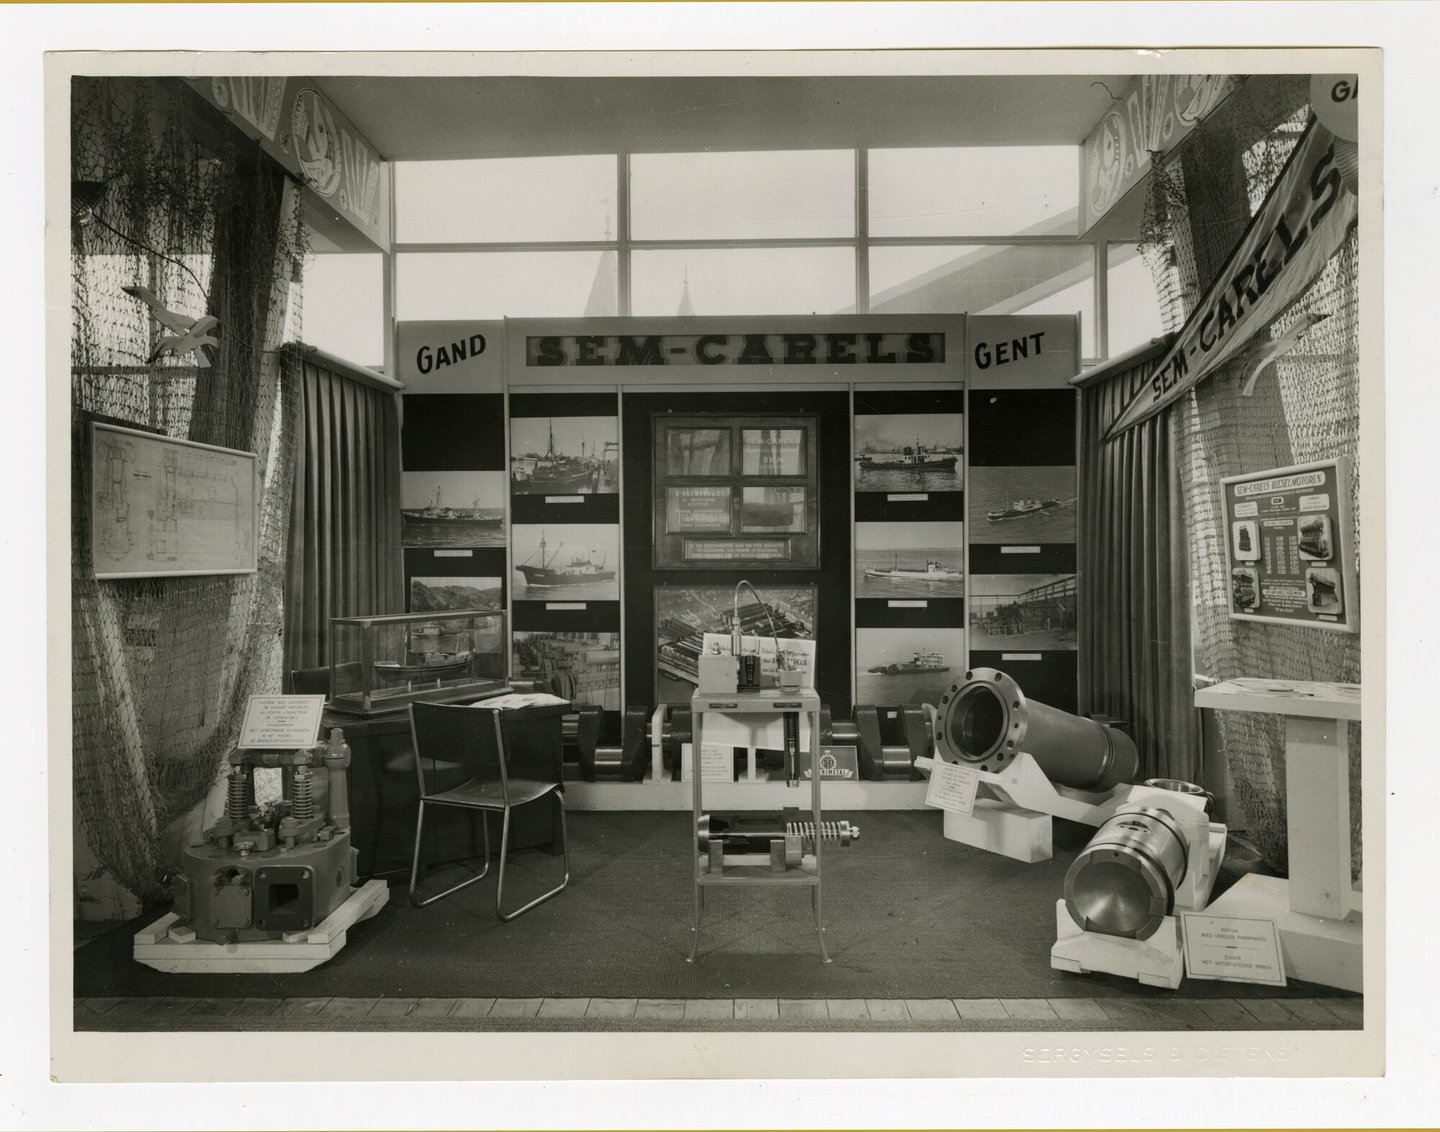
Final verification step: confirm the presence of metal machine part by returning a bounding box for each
[662,703,930,781]
[934,667,1139,790]
[561,704,651,781]
[1144,777,1214,811]
[698,810,860,866]
[173,729,358,943]
[1063,804,1190,940]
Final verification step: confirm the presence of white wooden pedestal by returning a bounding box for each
[1194,679,1362,992]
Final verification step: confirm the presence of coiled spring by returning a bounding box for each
[785,819,860,848]
[226,767,248,821]
[291,764,314,821]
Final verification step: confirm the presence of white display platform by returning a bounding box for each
[1050,900,1185,989]
[133,879,389,974]
[1194,678,1362,992]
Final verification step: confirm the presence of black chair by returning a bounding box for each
[407,702,569,920]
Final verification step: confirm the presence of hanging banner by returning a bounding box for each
[1103,115,1358,440]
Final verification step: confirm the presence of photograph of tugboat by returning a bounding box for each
[853,412,962,491]
[855,519,964,597]
[512,524,620,601]
[968,466,1076,543]
[969,573,1077,651]
[513,630,621,710]
[854,627,965,705]
[400,470,506,547]
[510,416,618,495]
[655,585,814,703]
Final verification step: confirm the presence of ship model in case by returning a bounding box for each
[327,608,509,715]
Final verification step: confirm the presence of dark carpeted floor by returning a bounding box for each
[74,810,1354,1003]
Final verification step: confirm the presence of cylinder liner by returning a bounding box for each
[934,667,1138,790]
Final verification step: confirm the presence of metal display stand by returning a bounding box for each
[1194,678,1362,991]
[688,688,828,962]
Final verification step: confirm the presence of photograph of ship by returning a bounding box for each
[513,631,621,710]
[854,519,964,597]
[510,416,618,495]
[409,576,503,613]
[655,585,814,703]
[740,486,807,532]
[969,573,1078,651]
[853,412,963,491]
[968,466,1077,543]
[512,524,620,601]
[854,627,965,706]
[400,470,506,548]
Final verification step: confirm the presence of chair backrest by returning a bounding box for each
[409,701,510,796]
[289,661,363,697]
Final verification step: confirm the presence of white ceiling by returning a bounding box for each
[316,74,1122,160]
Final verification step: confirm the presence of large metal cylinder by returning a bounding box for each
[934,667,1138,790]
[1063,805,1189,940]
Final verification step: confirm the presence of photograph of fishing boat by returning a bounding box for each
[510,416,618,495]
[409,576,503,613]
[968,466,1077,542]
[512,524,620,601]
[654,585,814,703]
[854,519,964,597]
[513,630,621,710]
[854,626,965,705]
[400,470,506,548]
[969,573,1078,650]
[853,412,963,491]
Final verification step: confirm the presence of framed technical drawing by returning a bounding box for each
[89,421,258,579]
[653,414,819,569]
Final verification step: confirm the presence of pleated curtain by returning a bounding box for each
[1075,337,1199,781]
[283,347,404,675]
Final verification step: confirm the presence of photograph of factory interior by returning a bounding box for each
[68,54,1370,1043]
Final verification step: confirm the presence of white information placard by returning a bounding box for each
[700,742,734,783]
[924,759,980,816]
[1181,913,1288,986]
[238,695,326,750]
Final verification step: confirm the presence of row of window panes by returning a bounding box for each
[302,243,1166,369]
[393,147,1081,244]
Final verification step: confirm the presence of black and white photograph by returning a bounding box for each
[968,465,1078,543]
[408,574,503,613]
[513,630,621,710]
[42,28,1407,1118]
[969,573,1078,650]
[655,584,814,702]
[854,519,964,597]
[510,415,619,495]
[853,411,963,491]
[400,469,506,547]
[854,626,966,705]
[512,523,620,601]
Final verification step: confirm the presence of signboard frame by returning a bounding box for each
[1219,457,1358,632]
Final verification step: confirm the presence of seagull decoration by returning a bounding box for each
[121,285,220,367]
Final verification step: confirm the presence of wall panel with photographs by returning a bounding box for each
[652,416,819,570]
[509,392,624,712]
[852,389,966,704]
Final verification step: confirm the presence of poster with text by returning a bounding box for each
[1220,459,1357,631]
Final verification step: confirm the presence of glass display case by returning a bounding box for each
[327,608,509,715]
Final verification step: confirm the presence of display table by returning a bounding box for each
[688,688,828,962]
[1194,678,1362,991]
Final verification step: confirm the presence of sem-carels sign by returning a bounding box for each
[523,331,944,367]
[1104,114,1358,440]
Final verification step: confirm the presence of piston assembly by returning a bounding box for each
[698,810,860,868]
[1063,804,1191,940]
[933,667,1138,791]
[171,729,358,943]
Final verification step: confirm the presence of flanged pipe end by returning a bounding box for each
[934,667,1028,773]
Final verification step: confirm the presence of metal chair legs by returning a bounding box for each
[408,802,491,907]
[496,792,570,922]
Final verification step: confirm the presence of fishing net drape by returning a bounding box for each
[70,77,306,902]
[1140,74,1362,875]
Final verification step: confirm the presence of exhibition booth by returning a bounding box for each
[65,62,1368,1040]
